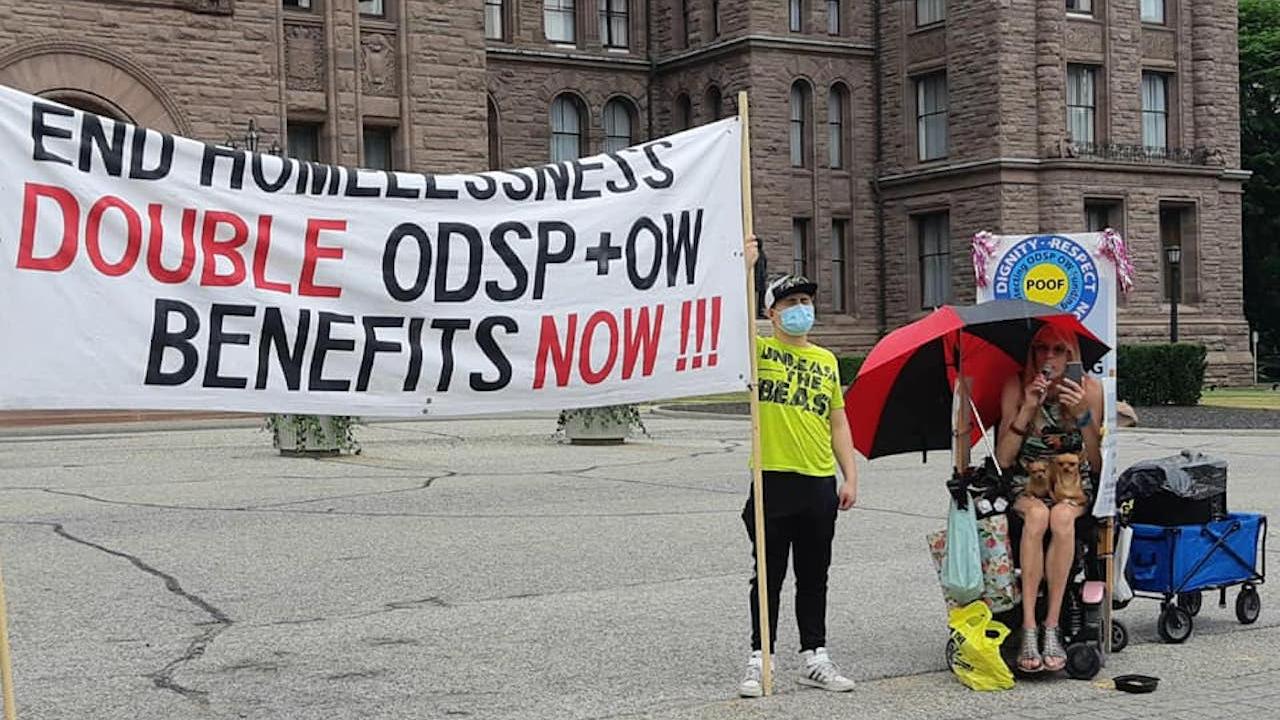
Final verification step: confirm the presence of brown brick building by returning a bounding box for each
[0,0,1252,381]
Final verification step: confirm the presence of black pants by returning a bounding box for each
[742,471,838,653]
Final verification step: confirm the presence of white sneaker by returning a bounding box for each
[738,650,775,698]
[797,647,855,692]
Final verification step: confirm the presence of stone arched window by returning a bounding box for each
[550,92,587,161]
[790,80,812,168]
[828,82,849,169]
[602,97,636,152]
[487,96,502,169]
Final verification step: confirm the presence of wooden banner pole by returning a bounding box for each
[953,347,971,475]
[0,553,17,720]
[738,90,772,696]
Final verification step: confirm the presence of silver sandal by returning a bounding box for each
[1042,626,1067,672]
[1017,628,1043,672]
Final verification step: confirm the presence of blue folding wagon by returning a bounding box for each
[1126,512,1266,643]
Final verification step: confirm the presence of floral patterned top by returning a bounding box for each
[1012,402,1093,497]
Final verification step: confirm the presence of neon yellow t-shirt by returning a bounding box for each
[756,336,844,476]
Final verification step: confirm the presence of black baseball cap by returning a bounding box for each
[763,274,818,309]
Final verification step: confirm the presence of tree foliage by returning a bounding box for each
[1241,0,1280,371]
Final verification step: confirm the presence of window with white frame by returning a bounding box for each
[828,84,846,169]
[827,0,840,34]
[1066,0,1091,14]
[917,212,951,308]
[602,98,634,153]
[545,0,576,43]
[831,219,848,312]
[599,0,628,48]
[1067,65,1097,145]
[485,0,504,39]
[1141,0,1164,24]
[916,0,944,26]
[550,94,584,161]
[358,0,384,16]
[1142,71,1169,150]
[789,0,803,32]
[790,81,810,167]
[916,72,948,161]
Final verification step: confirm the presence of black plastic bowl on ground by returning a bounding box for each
[1114,674,1160,693]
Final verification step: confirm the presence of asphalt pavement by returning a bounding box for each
[0,412,1277,719]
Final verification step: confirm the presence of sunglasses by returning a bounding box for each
[1032,342,1070,356]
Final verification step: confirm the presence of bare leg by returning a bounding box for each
[1045,502,1083,627]
[1043,502,1083,671]
[1015,496,1050,630]
[1014,496,1050,672]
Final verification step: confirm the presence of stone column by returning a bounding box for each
[1035,0,1065,158]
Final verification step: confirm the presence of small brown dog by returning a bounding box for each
[1024,458,1053,500]
[1051,453,1087,506]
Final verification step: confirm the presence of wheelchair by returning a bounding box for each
[943,460,1127,681]
[993,482,1129,680]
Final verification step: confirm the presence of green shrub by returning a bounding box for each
[837,354,866,387]
[1116,343,1208,406]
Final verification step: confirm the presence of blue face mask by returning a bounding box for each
[778,304,815,335]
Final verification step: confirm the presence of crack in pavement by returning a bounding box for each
[15,486,738,519]
[372,424,468,442]
[550,469,742,496]
[385,596,450,610]
[0,520,232,703]
[241,596,452,629]
[3,441,749,520]
[546,440,745,495]
[246,471,457,509]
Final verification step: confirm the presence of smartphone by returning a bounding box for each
[1064,361,1084,385]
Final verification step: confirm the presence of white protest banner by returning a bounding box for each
[972,231,1135,517]
[0,84,750,417]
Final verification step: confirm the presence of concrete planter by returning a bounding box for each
[269,414,349,456]
[560,407,638,445]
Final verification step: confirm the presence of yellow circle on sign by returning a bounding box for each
[1023,263,1070,306]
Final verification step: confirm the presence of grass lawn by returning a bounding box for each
[651,391,749,406]
[1200,386,1280,410]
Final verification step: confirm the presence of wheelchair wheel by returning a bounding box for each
[1111,619,1129,653]
[1236,585,1262,625]
[1177,591,1203,616]
[1065,643,1102,680]
[1158,605,1194,643]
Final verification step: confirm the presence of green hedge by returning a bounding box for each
[1116,343,1208,406]
[837,354,866,387]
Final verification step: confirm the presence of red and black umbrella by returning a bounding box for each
[845,299,1110,460]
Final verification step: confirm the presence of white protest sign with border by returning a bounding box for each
[0,84,750,417]
[973,231,1134,517]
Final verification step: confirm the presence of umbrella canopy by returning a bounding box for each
[845,299,1110,460]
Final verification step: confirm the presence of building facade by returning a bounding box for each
[0,0,1252,381]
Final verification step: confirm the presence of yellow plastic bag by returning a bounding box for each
[946,601,1014,691]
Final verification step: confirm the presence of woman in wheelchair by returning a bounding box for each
[995,326,1104,673]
